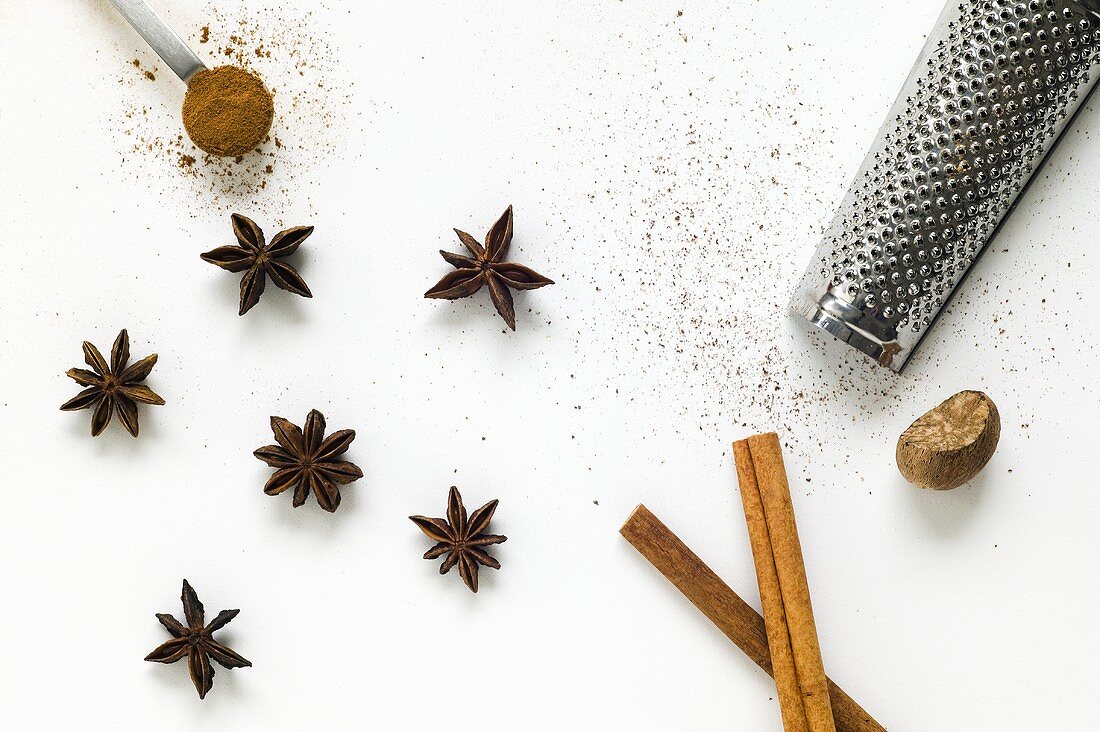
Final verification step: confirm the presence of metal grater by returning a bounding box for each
[791,0,1100,371]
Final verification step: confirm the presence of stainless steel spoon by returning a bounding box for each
[106,0,206,83]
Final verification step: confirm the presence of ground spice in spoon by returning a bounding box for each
[182,65,274,157]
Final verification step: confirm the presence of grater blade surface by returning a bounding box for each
[792,0,1100,371]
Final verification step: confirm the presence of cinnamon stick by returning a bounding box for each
[620,504,886,732]
[734,439,808,732]
[743,433,835,731]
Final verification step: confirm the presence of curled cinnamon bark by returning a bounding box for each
[735,433,834,731]
[620,505,885,732]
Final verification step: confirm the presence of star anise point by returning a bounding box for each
[425,206,553,330]
[145,580,250,700]
[202,214,313,316]
[254,409,363,512]
[60,329,163,437]
[410,486,506,593]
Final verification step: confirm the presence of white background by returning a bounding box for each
[1,1,1098,729]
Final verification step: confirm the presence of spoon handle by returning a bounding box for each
[106,0,206,83]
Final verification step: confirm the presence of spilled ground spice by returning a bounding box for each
[182,65,274,157]
[131,59,156,81]
[114,7,353,204]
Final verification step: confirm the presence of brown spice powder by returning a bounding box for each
[115,9,351,202]
[182,65,274,157]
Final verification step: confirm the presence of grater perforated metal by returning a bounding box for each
[791,0,1100,371]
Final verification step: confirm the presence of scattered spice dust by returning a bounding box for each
[563,8,1057,480]
[130,58,157,82]
[111,4,353,215]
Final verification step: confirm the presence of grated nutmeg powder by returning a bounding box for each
[182,65,274,157]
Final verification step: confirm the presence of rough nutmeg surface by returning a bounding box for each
[182,66,274,157]
[896,390,1001,490]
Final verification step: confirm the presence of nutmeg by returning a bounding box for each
[896,390,1000,490]
[182,65,274,157]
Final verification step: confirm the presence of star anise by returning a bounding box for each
[144,580,251,699]
[59,329,164,437]
[410,486,507,592]
[201,213,313,316]
[253,409,364,513]
[424,206,554,330]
